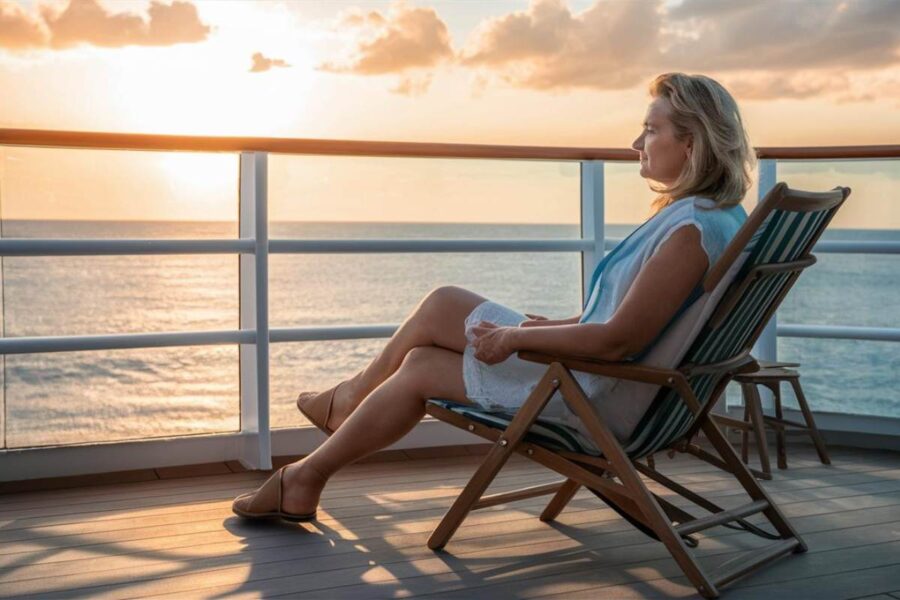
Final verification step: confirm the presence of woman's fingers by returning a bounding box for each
[524,313,548,320]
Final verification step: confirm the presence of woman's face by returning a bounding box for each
[631,97,692,187]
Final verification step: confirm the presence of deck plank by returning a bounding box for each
[0,442,898,599]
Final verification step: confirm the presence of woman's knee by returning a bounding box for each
[397,347,442,392]
[419,285,483,320]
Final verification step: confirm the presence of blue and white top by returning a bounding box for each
[462,196,746,445]
[581,196,746,331]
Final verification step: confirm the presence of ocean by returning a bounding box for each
[2,220,897,448]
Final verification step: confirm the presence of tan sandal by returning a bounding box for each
[231,466,317,523]
[296,383,341,436]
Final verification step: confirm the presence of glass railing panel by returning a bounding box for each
[0,146,238,238]
[780,250,900,329]
[778,159,900,231]
[777,338,899,419]
[778,159,899,326]
[5,345,239,448]
[270,250,582,428]
[267,155,581,232]
[271,340,382,430]
[270,249,582,327]
[2,254,238,337]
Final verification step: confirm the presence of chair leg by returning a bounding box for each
[790,378,831,465]
[427,441,516,550]
[557,376,719,598]
[428,366,562,551]
[539,478,581,522]
[740,385,751,464]
[745,384,772,479]
[771,382,787,470]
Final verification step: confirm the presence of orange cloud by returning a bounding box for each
[250,52,290,73]
[461,0,662,90]
[320,2,453,76]
[390,73,433,96]
[0,0,209,50]
[0,1,48,48]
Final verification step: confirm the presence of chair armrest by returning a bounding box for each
[516,351,683,387]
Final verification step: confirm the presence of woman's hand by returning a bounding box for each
[519,313,548,328]
[471,321,519,365]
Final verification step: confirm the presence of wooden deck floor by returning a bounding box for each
[1,442,899,599]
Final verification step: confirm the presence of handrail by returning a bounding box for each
[1,128,898,160]
[0,129,636,160]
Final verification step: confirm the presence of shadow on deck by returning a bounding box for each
[1,442,899,599]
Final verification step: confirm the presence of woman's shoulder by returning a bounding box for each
[653,196,746,264]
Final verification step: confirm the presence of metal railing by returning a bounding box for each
[0,128,897,479]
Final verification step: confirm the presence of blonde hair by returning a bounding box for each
[648,73,755,212]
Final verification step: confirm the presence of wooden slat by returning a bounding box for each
[675,499,770,536]
[472,482,566,510]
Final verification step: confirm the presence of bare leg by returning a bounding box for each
[300,286,486,432]
[283,346,470,515]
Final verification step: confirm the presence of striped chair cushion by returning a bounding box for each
[428,399,602,456]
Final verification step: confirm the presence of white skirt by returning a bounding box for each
[462,300,630,445]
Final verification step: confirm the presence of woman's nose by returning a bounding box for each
[631,134,643,151]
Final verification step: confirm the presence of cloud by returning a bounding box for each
[461,0,663,91]
[390,73,432,96]
[250,52,290,73]
[0,0,210,50]
[0,1,48,48]
[455,0,900,100]
[665,0,900,72]
[320,1,453,75]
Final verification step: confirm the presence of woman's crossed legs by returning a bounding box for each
[248,286,488,517]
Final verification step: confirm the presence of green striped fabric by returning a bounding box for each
[428,398,602,456]
[428,203,836,461]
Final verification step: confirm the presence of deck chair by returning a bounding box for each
[425,183,850,598]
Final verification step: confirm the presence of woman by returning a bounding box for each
[232,72,754,521]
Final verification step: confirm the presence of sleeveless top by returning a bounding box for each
[461,195,746,445]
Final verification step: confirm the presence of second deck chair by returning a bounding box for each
[425,183,850,598]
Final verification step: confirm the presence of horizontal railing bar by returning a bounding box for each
[0,239,253,256]
[0,238,894,258]
[271,325,398,342]
[777,324,900,342]
[269,239,590,253]
[0,329,254,354]
[812,240,900,254]
[1,323,895,356]
[2,129,898,160]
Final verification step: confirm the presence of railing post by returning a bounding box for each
[754,159,778,364]
[580,160,605,305]
[753,158,778,411]
[239,152,272,470]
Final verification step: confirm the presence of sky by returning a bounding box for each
[0,0,898,225]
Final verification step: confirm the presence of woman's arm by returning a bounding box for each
[520,314,582,328]
[472,226,708,364]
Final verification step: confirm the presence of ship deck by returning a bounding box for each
[1,442,899,599]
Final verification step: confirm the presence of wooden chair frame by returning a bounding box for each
[425,183,851,598]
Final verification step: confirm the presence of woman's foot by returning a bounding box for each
[281,460,328,516]
[296,374,363,434]
[231,461,326,522]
